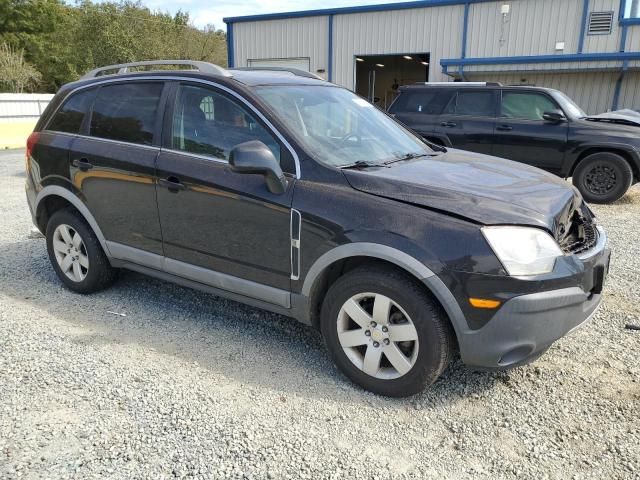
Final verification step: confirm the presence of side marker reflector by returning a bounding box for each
[469,298,501,309]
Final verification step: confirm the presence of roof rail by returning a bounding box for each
[411,81,503,86]
[230,67,325,80]
[81,60,231,80]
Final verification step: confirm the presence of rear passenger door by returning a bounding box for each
[492,90,568,172]
[69,81,167,258]
[434,89,497,155]
[388,89,454,142]
[155,82,294,298]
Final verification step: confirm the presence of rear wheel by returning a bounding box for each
[46,208,118,293]
[320,266,454,397]
[572,152,633,204]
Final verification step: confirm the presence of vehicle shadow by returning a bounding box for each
[0,237,507,407]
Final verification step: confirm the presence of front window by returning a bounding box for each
[255,86,433,168]
[500,92,559,121]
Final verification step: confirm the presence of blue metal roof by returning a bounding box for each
[223,0,490,24]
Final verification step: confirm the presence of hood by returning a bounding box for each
[342,149,581,232]
[584,109,640,127]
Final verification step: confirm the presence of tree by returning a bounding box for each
[0,42,42,92]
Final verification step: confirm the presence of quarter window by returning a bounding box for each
[447,91,496,116]
[47,89,96,134]
[501,92,559,121]
[90,83,163,145]
[171,84,281,162]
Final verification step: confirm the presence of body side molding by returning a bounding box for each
[35,186,111,256]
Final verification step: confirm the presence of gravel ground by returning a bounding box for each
[1,148,639,479]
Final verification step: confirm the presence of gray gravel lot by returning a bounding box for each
[1,148,639,479]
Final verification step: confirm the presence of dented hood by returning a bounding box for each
[342,149,581,232]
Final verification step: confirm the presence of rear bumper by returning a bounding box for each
[457,228,610,369]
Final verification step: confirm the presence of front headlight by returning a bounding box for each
[482,226,563,276]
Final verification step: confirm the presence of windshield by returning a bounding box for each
[255,85,433,167]
[553,90,586,118]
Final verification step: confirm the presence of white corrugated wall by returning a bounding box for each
[332,5,464,88]
[232,16,329,79]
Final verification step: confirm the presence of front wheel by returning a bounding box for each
[320,266,454,397]
[572,152,633,204]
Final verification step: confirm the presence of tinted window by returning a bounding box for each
[389,90,453,115]
[172,84,280,162]
[501,92,559,120]
[90,83,163,145]
[47,89,96,134]
[448,91,496,116]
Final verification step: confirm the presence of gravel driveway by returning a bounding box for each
[1,148,638,479]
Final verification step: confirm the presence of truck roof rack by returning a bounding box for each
[411,81,503,86]
[230,67,324,80]
[81,60,231,80]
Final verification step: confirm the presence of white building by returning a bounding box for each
[224,0,640,114]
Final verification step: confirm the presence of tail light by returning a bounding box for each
[26,131,40,161]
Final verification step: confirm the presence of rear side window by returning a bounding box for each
[90,83,163,145]
[389,90,453,115]
[446,91,496,116]
[47,89,96,134]
[501,92,559,120]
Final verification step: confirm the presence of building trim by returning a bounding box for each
[441,51,640,70]
[577,0,590,53]
[223,0,490,24]
[461,2,470,59]
[328,14,334,82]
[227,22,234,68]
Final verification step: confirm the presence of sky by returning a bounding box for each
[123,0,405,30]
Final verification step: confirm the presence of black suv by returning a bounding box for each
[26,61,610,397]
[389,82,640,204]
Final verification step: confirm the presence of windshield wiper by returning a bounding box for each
[338,160,387,170]
[382,152,434,166]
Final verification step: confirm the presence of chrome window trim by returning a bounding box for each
[43,130,162,152]
[43,75,301,178]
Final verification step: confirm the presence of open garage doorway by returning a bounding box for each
[355,53,429,109]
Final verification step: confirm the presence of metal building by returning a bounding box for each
[224,0,640,114]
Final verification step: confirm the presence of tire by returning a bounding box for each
[572,152,633,204]
[46,208,118,294]
[320,265,454,397]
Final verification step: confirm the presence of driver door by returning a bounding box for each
[155,82,295,301]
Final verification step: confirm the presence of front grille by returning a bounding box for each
[558,212,598,255]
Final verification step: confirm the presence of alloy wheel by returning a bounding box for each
[584,164,617,195]
[337,292,419,380]
[52,224,89,282]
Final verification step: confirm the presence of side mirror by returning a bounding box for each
[543,110,566,123]
[229,140,287,195]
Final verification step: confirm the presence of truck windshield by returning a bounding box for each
[255,85,433,168]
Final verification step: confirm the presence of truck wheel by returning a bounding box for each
[320,265,454,397]
[46,208,118,294]
[573,152,633,204]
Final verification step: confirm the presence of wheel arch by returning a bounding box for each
[569,145,640,180]
[35,186,111,256]
[301,243,468,341]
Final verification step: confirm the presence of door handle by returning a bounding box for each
[72,158,93,171]
[159,176,186,193]
[440,121,457,128]
[496,125,513,131]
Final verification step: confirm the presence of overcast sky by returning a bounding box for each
[124,0,404,30]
